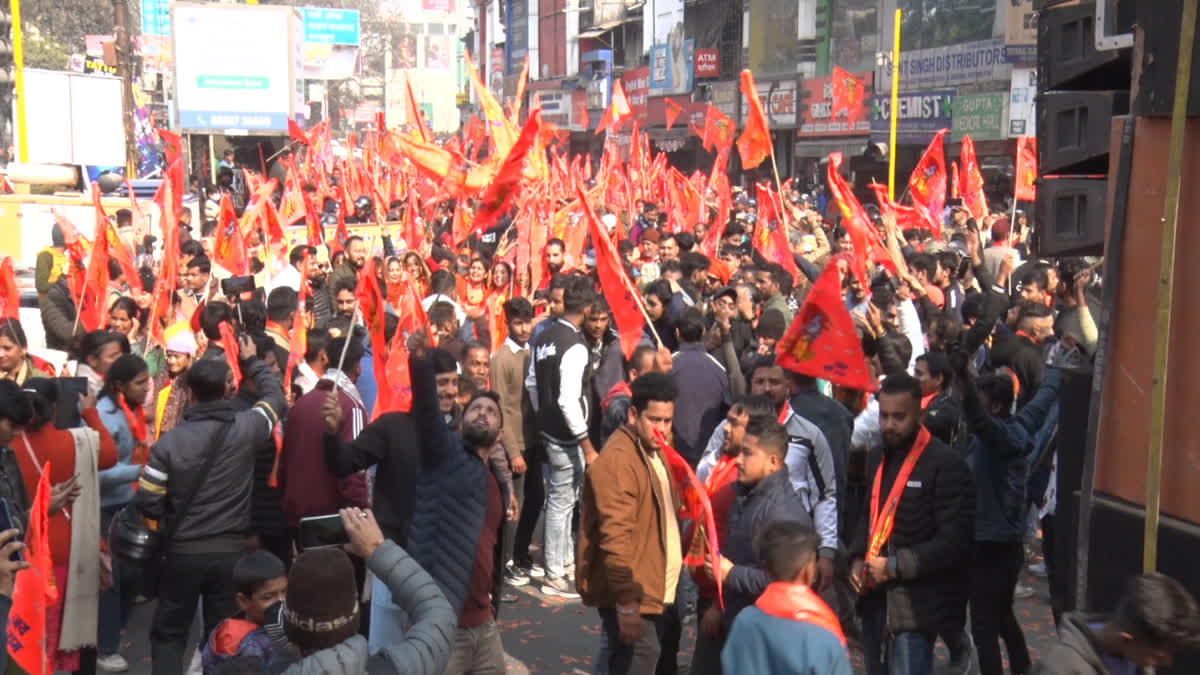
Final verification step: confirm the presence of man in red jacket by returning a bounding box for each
[278,332,370,553]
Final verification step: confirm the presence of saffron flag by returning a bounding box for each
[664,98,684,131]
[826,153,882,291]
[703,104,735,157]
[473,110,544,234]
[831,66,865,124]
[7,464,56,675]
[736,70,773,169]
[213,194,250,276]
[870,182,939,240]
[961,134,988,221]
[776,256,875,391]
[148,170,180,346]
[218,322,242,389]
[595,79,633,135]
[79,188,114,331]
[578,185,645,358]
[404,75,432,143]
[0,257,18,320]
[950,161,960,199]
[907,128,948,238]
[375,328,413,419]
[653,429,723,609]
[754,184,800,283]
[1015,136,1038,202]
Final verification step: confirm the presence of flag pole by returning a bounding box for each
[335,303,360,373]
[888,8,901,200]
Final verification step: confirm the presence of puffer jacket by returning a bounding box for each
[1028,611,1142,675]
[278,540,456,675]
[851,434,975,637]
[135,359,285,548]
[964,367,1061,542]
[721,467,813,626]
[96,395,142,508]
[41,278,82,352]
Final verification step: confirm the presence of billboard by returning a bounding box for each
[648,39,694,96]
[951,92,1007,142]
[1008,68,1037,137]
[869,89,954,144]
[743,78,799,129]
[797,72,872,137]
[507,0,528,75]
[173,4,302,132]
[623,66,650,125]
[301,8,359,45]
[878,37,1012,93]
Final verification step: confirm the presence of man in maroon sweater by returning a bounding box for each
[278,334,370,552]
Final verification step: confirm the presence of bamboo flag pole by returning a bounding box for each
[1144,0,1196,573]
[887,8,901,200]
[335,302,360,373]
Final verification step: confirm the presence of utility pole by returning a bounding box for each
[113,0,138,178]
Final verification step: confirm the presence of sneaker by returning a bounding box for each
[505,563,530,587]
[1014,583,1036,600]
[527,563,545,579]
[500,589,520,603]
[97,654,130,673]
[541,576,581,599]
[1027,561,1048,578]
[565,563,576,580]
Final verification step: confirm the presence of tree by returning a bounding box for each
[22,0,113,57]
[20,26,69,70]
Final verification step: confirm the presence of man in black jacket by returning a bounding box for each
[851,374,975,675]
[990,301,1053,407]
[136,336,285,675]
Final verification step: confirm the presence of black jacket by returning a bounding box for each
[852,434,975,636]
[137,359,285,550]
[722,467,813,627]
[41,277,82,351]
[989,330,1044,407]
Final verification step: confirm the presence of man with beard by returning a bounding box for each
[434,348,462,430]
[327,235,367,306]
[851,374,975,675]
[545,238,566,278]
[307,246,334,330]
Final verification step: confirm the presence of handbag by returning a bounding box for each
[108,421,235,596]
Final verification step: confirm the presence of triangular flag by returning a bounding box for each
[736,70,772,169]
[664,98,684,131]
[7,464,57,675]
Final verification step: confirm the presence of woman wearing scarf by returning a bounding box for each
[402,251,432,298]
[154,323,197,440]
[94,354,151,673]
[109,296,164,380]
[384,256,406,309]
[14,379,118,672]
[0,319,52,384]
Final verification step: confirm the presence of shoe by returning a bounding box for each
[565,563,575,580]
[97,654,130,673]
[528,563,545,579]
[500,589,520,603]
[1027,561,1048,578]
[541,576,581,599]
[1014,583,1036,600]
[505,563,530,587]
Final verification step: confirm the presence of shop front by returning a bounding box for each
[794,72,873,191]
[741,77,800,182]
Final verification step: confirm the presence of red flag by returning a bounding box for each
[97,185,142,294]
[356,258,386,356]
[776,257,875,391]
[703,104,735,157]
[950,161,961,199]
[508,55,530,122]
[652,429,723,609]
[78,190,112,331]
[578,185,645,358]
[594,79,632,135]
[961,134,988,221]
[487,293,507,355]
[754,184,800,283]
[395,272,428,338]
[826,153,879,290]
[7,464,57,675]
[374,328,413,419]
[664,98,684,131]
[907,128,948,236]
[218,321,242,389]
[287,118,308,144]
[473,110,544,234]
[831,66,865,125]
[736,70,773,169]
[870,182,939,240]
[148,170,180,346]
[0,257,18,320]
[1015,136,1038,202]
[212,195,250,276]
[404,75,432,143]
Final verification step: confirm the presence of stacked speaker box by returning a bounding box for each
[1034,0,1132,256]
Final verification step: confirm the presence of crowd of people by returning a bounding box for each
[0,153,1195,675]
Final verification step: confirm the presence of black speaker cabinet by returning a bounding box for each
[1038,90,1129,174]
[1035,177,1107,256]
[1038,1,1132,92]
[1133,0,1200,117]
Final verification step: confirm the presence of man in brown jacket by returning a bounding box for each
[578,372,682,675]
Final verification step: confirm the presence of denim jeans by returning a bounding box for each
[542,441,584,581]
[369,574,413,655]
[99,504,140,655]
[860,600,935,675]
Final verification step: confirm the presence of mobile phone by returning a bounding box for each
[0,500,21,561]
[298,514,349,551]
[55,377,89,429]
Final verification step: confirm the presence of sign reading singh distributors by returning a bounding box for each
[878,38,1012,93]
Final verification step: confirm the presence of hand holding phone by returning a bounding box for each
[298,513,350,551]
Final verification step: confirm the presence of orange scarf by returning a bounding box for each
[755,581,846,647]
[867,427,931,561]
[706,454,738,496]
[118,395,150,466]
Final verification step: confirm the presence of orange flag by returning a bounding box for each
[736,70,772,169]
[213,195,250,276]
[7,464,57,675]
[578,185,645,358]
[1015,136,1038,202]
[664,99,684,131]
[777,256,875,391]
[374,328,413,419]
[653,429,723,610]
[594,79,632,135]
[404,75,432,143]
[219,321,242,389]
[79,188,114,331]
[961,135,988,221]
[907,128,948,237]
[148,169,180,347]
[0,257,18,320]
[831,66,865,125]
[473,109,544,234]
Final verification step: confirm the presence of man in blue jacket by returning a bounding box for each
[960,360,1062,675]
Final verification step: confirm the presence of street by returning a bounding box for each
[105,565,1060,674]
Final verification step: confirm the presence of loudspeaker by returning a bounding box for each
[1037,2,1132,92]
[1132,0,1200,117]
[1038,90,1130,174]
[1034,177,1107,256]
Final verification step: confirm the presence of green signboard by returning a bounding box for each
[952,92,1007,141]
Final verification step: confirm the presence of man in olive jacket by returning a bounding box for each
[578,372,682,675]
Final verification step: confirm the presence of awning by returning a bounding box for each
[579,19,623,39]
[793,138,871,159]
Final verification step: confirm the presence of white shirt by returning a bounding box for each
[422,293,467,325]
[271,264,302,293]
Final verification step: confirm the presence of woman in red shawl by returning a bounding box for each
[401,250,431,298]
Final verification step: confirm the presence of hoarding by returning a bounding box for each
[173,4,301,132]
[869,89,954,145]
[797,73,872,137]
[743,78,799,129]
[21,69,126,166]
[878,37,1012,93]
[951,92,1007,141]
[1008,68,1037,137]
[301,8,360,45]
